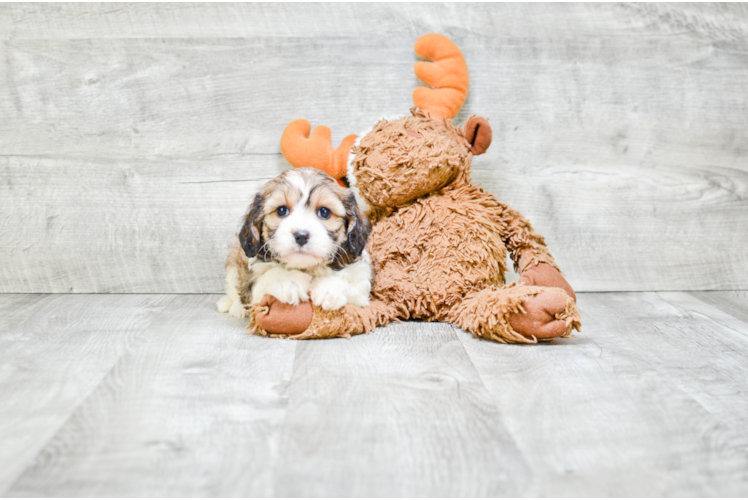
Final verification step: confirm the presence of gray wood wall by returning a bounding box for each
[1,3,747,293]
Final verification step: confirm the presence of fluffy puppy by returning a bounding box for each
[217,167,373,319]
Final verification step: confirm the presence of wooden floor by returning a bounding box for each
[0,292,747,497]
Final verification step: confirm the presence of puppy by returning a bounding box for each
[217,167,373,319]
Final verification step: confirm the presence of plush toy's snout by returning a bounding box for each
[350,110,472,209]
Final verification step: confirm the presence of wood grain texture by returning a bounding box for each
[6,294,297,497]
[1,3,747,40]
[0,293,172,495]
[2,292,748,495]
[0,156,276,293]
[1,3,748,292]
[273,321,531,497]
[689,290,748,324]
[457,292,748,496]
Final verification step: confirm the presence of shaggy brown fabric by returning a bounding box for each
[352,109,470,210]
[449,283,580,344]
[248,299,395,340]
[258,108,581,343]
[367,180,508,320]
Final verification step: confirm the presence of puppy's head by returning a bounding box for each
[239,167,371,270]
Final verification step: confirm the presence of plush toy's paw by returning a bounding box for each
[265,271,312,306]
[520,264,577,302]
[508,288,580,340]
[250,296,393,340]
[310,276,348,311]
[255,295,314,336]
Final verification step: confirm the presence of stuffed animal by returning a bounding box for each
[246,34,581,343]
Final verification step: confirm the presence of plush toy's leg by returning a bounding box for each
[448,283,581,344]
[247,295,397,340]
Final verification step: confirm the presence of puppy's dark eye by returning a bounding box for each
[276,206,289,217]
[316,207,331,220]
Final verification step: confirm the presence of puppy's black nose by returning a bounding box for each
[293,230,310,247]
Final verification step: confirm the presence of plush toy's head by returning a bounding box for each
[351,109,470,208]
[280,34,492,211]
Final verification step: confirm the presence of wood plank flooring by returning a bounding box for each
[2,292,748,496]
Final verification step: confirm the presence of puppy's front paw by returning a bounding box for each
[267,271,312,306]
[228,298,249,318]
[310,277,348,311]
[216,295,233,313]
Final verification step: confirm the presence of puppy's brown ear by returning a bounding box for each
[331,194,372,270]
[346,201,372,258]
[239,192,271,261]
[464,116,492,155]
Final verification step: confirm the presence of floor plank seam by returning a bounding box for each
[1,295,181,495]
[656,292,748,341]
[267,338,299,497]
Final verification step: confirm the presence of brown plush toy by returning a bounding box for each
[249,34,581,343]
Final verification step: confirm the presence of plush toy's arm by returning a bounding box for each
[495,201,577,302]
[497,202,558,274]
[248,295,396,340]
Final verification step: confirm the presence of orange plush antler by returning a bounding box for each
[412,34,469,120]
[280,119,357,180]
